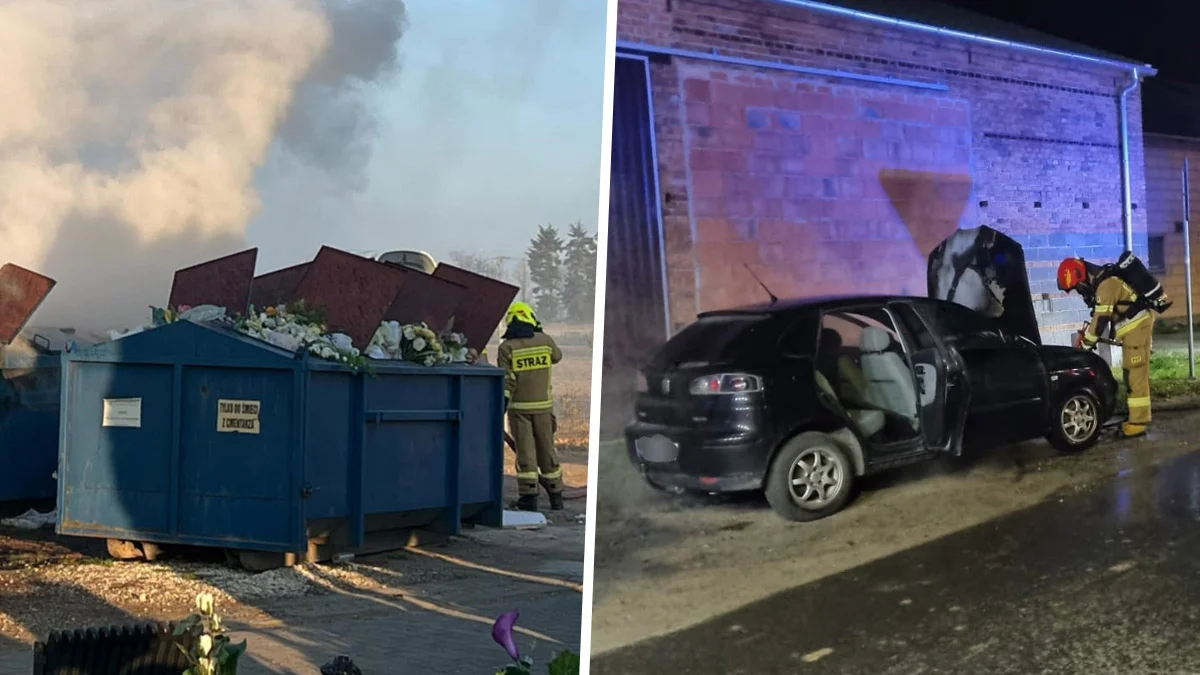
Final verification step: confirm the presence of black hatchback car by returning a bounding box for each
[625,227,1120,521]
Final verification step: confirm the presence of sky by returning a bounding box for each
[248,0,609,272]
[938,0,1185,79]
[939,0,1200,135]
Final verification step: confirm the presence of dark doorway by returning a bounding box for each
[601,54,669,441]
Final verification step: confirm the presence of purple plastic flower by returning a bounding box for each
[492,610,521,662]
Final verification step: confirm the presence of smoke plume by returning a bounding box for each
[0,0,405,332]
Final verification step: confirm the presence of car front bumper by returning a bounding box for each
[624,423,770,493]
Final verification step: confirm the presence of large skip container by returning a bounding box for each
[57,320,505,562]
[0,263,60,503]
[0,344,61,502]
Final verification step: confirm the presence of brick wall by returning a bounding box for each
[617,0,1150,344]
[1144,133,1200,321]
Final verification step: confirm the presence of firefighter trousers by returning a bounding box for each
[1120,319,1153,425]
[508,410,563,496]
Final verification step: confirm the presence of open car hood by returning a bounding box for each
[927,226,1042,346]
[0,263,56,346]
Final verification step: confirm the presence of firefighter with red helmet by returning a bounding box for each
[1057,257,1153,438]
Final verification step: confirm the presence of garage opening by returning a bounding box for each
[601,54,670,440]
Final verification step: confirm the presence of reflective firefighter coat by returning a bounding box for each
[498,331,563,413]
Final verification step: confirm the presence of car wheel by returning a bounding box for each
[765,432,854,522]
[1047,388,1103,454]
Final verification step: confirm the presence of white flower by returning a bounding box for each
[403,326,416,341]
[413,337,426,351]
[198,634,213,657]
[423,355,436,366]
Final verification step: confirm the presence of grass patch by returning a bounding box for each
[1154,318,1200,336]
[1114,351,1200,403]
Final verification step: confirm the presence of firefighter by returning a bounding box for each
[497,301,565,511]
[1058,257,1153,438]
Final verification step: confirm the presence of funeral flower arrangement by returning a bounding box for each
[124,301,475,371]
[364,321,471,366]
[235,301,371,372]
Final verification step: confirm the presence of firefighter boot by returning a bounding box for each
[1121,422,1148,438]
[548,491,564,511]
[516,495,539,512]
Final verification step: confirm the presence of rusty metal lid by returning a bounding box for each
[292,246,410,348]
[431,264,519,349]
[0,263,56,345]
[168,248,258,317]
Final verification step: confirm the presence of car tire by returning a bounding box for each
[764,432,855,522]
[1047,388,1103,454]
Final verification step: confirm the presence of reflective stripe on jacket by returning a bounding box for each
[1086,276,1150,342]
[497,331,563,412]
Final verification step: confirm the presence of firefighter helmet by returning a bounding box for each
[506,301,537,325]
[1057,258,1088,292]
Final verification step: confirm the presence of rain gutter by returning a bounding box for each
[765,0,1157,76]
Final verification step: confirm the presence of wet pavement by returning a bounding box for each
[592,445,1200,674]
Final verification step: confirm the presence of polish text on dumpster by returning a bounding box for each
[217,399,261,434]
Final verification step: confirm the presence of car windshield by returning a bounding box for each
[651,314,770,367]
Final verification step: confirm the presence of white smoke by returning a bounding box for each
[0,0,405,331]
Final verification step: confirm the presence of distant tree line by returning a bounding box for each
[447,221,598,325]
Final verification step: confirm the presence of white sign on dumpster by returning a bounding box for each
[217,399,261,434]
[102,398,142,428]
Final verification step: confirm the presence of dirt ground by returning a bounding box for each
[0,442,589,649]
[590,405,1200,656]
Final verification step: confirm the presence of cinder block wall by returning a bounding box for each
[617,0,1150,346]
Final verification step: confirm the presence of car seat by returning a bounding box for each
[815,371,885,438]
[859,326,919,427]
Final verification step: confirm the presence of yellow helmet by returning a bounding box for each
[506,301,537,325]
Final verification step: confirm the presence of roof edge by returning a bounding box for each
[767,0,1157,76]
[1144,131,1200,143]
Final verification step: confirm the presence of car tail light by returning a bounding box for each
[689,373,763,396]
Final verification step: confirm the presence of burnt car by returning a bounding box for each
[625,227,1120,521]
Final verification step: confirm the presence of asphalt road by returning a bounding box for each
[592,428,1200,674]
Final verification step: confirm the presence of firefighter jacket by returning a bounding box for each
[497,323,563,413]
[1083,276,1152,345]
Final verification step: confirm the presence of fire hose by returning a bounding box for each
[1074,323,1121,349]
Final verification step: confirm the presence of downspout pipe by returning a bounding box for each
[1119,68,1141,254]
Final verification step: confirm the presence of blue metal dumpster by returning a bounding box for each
[56,319,506,559]
[0,263,60,503]
[0,343,61,502]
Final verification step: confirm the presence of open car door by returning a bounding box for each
[927,226,1041,346]
[0,263,56,347]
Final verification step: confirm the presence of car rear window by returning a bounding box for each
[651,314,770,367]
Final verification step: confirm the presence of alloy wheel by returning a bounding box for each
[787,446,844,508]
[1061,394,1098,444]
